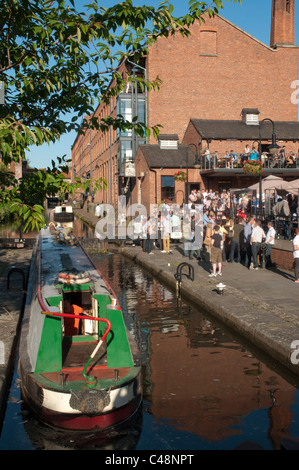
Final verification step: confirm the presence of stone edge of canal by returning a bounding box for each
[121,246,299,381]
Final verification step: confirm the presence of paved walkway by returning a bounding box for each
[0,248,32,427]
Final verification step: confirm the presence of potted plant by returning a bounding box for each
[174,171,188,182]
[243,160,263,176]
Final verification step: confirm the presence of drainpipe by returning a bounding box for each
[150,169,157,205]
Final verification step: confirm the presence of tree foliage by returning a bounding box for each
[0,0,241,231]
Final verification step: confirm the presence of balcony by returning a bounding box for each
[199,152,299,178]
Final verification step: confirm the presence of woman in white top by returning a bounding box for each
[265,221,276,268]
[293,227,299,282]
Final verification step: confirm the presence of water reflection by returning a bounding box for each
[93,253,299,450]
[0,214,94,241]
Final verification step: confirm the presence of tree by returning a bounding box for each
[0,0,241,231]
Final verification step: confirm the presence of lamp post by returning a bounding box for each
[186,144,199,204]
[258,118,280,218]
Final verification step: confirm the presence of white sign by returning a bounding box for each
[123,161,136,177]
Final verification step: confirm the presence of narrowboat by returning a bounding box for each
[53,205,74,223]
[19,228,142,431]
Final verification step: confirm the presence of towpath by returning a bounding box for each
[0,247,32,427]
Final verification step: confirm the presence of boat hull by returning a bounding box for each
[53,212,74,222]
[19,362,142,431]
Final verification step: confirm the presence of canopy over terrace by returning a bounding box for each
[247,175,288,193]
[248,176,299,196]
[284,179,299,191]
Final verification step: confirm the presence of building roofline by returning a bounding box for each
[190,118,299,141]
[216,14,276,52]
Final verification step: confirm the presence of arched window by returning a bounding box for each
[286,0,291,14]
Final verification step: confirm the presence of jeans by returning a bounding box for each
[144,237,153,253]
[189,248,201,259]
[281,220,289,240]
[244,243,252,267]
[229,240,240,262]
[295,258,299,280]
[266,244,273,267]
[252,242,261,268]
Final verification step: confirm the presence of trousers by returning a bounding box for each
[252,242,261,268]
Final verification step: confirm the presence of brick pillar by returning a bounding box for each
[270,0,295,47]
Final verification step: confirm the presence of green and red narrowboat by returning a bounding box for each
[19,228,142,431]
[53,205,74,223]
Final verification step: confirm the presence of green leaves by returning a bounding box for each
[0,0,241,231]
[0,156,107,232]
[0,0,242,164]
[9,201,46,233]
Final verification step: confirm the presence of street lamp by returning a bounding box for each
[258,118,280,217]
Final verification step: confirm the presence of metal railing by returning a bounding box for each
[199,153,299,171]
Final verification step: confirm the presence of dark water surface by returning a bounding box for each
[1,220,299,450]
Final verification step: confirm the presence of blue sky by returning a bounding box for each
[25,0,299,169]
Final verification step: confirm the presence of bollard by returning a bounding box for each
[261,239,266,269]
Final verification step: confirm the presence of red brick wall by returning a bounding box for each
[272,248,294,271]
[271,0,295,46]
[132,148,204,212]
[71,61,128,206]
[146,14,299,144]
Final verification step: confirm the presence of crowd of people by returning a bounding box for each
[92,186,299,281]
[127,189,283,277]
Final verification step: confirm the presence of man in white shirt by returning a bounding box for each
[170,210,181,233]
[132,217,143,246]
[250,219,266,270]
[95,203,101,218]
[265,221,276,268]
[293,228,299,283]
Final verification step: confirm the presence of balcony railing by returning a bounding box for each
[199,153,299,171]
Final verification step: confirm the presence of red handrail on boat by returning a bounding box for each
[41,310,111,342]
[42,310,112,385]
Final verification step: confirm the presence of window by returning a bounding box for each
[137,98,146,127]
[120,140,132,163]
[118,98,132,137]
[286,0,291,14]
[161,176,175,202]
[200,30,217,56]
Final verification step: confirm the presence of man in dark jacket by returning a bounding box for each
[229,217,244,263]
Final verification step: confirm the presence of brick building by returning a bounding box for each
[71,0,299,209]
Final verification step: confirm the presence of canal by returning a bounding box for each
[1,217,299,450]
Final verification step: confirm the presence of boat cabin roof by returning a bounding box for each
[40,231,111,300]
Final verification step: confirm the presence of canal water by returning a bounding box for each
[1,218,299,450]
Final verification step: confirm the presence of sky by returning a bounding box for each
[24,0,299,169]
